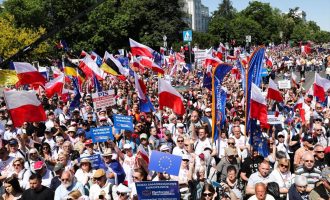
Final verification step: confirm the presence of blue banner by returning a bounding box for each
[140,96,155,113]
[113,114,133,131]
[261,67,268,77]
[79,154,102,169]
[136,181,180,200]
[148,151,182,176]
[249,119,269,157]
[202,72,212,90]
[245,48,266,135]
[212,64,232,141]
[90,126,113,143]
[236,59,245,91]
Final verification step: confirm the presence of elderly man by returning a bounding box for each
[216,148,240,181]
[248,182,275,200]
[288,175,309,200]
[54,170,84,200]
[295,152,322,192]
[294,134,314,169]
[246,161,272,195]
[309,167,330,200]
[314,144,327,171]
[89,169,117,200]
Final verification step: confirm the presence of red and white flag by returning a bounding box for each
[134,72,147,101]
[129,38,154,58]
[45,73,64,98]
[135,145,149,173]
[291,72,298,86]
[4,90,46,127]
[13,62,46,86]
[314,73,330,102]
[274,104,280,117]
[267,79,283,102]
[138,56,164,74]
[158,78,185,116]
[250,83,268,128]
[79,55,106,80]
[218,42,226,53]
[204,54,223,67]
[265,56,273,67]
[294,97,304,110]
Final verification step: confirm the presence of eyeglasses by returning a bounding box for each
[203,192,213,197]
[61,178,70,182]
[94,177,103,181]
[316,151,324,153]
[278,135,284,138]
[177,140,184,143]
[133,176,140,180]
[305,160,314,163]
[280,164,289,168]
[13,164,21,167]
[317,107,322,109]
[228,143,235,145]
[117,192,127,196]
[183,159,189,162]
[269,143,274,145]
[316,129,322,131]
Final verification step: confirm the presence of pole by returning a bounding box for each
[244,65,249,136]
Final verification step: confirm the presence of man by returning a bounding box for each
[50,163,65,191]
[295,152,322,192]
[288,175,309,200]
[0,147,15,181]
[89,168,117,200]
[194,127,216,156]
[115,183,131,200]
[21,174,54,200]
[3,120,18,142]
[240,148,264,183]
[172,136,187,157]
[201,108,212,132]
[314,144,327,171]
[216,148,240,181]
[309,167,330,200]
[8,138,26,159]
[314,123,328,147]
[248,182,275,200]
[148,127,160,150]
[54,170,84,200]
[246,161,272,195]
[33,161,54,188]
[231,125,248,159]
[188,110,203,138]
[294,134,314,169]
[129,168,147,199]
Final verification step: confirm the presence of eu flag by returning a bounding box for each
[148,150,182,176]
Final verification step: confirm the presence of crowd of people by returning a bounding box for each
[0,44,330,200]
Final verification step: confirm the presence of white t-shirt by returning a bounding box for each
[194,138,212,155]
[248,194,275,200]
[0,156,15,177]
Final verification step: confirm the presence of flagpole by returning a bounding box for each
[244,64,249,136]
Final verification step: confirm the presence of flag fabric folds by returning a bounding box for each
[314,73,330,102]
[212,64,232,141]
[101,51,129,78]
[135,145,150,173]
[148,150,182,176]
[267,79,283,102]
[79,55,106,80]
[69,77,81,111]
[0,70,18,86]
[250,83,268,128]
[13,62,46,86]
[129,38,154,58]
[134,72,147,101]
[45,73,64,98]
[4,90,46,127]
[158,78,185,116]
[93,73,103,92]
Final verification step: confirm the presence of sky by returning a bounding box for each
[202,0,330,32]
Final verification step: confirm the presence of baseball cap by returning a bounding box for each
[116,183,131,193]
[84,139,93,146]
[76,129,85,136]
[123,144,132,149]
[140,133,148,140]
[8,139,18,145]
[93,169,106,178]
[34,161,45,170]
[278,131,285,136]
[80,158,91,164]
[182,154,189,161]
[322,167,330,183]
[177,123,184,128]
[302,134,314,143]
[160,144,170,152]
[53,163,64,172]
[205,108,211,112]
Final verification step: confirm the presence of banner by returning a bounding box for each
[148,150,182,176]
[267,114,283,125]
[136,181,180,200]
[90,126,113,143]
[113,114,134,131]
[92,90,116,110]
[212,64,232,141]
[278,80,291,89]
[79,154,102,169]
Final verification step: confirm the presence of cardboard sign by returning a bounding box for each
[90,126,113,143]
[277,80,291,89]
[92,90,116,110]
[136,181,180,200]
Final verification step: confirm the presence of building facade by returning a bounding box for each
[181,0,210,32]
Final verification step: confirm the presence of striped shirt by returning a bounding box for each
[295,167,322,189]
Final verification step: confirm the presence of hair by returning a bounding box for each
[302,152,314,161]
[12,157,25,166]
[258,160,270,168]
[277,158,291,171]
[4,176,23,194]
[267,182,280,198]
[40,142,52,157]
[29,173,42,181]
[67,190,82,199]
[227,165,237,174]
[201,183,215,200]
[275,150,287,160]
[134,168,147,181]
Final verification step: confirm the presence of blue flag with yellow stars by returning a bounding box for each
[148,150,182,176]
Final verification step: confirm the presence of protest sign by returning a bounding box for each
[90,126,113,143]
[277,80,291,89]
[136,181,180,200]
[113,114,133,131]
[92,90,115,110]
[267,114,283,125]
[148,150,182,176]
[79,154,102,169]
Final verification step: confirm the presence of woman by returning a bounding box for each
[269,158,292,199]
[201,183,217,200]
[39,143,56,170]
[287,175,309,200]
[74,158,94,196]
[8,158,31,190]
[2,176,23,200]
[24,148,44,174]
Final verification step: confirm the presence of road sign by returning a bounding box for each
[183,30,192,42]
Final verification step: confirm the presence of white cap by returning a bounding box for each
[123,144,132,149]
[205,108,211,112]
[278,131,285,136]
[177,123,184,128]
[160,144,170,152]
[182,154,189,160]
[116,183,131,193]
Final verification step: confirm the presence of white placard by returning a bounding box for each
[277,80,291,89]
[92,90,116,110]
[267,114,283,125]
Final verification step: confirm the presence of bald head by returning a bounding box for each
[255,183,267,200]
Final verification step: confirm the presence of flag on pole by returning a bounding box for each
[69,77,81,111]
[13,62,46,86]
[45,73,65,98]
[129,38,154,58]
[250,83,268,128]
[267,79,283,102]
[314,73,330,102]
[79,55,106,80]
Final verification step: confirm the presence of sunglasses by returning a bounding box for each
[117,192,127,196]
[228,143,235,145]
[203,192,213,197]
[316,151,324,153]
[13,164,21,167]
[280,164,289,168]
[297,185,307,188]
[278,135,285,138]
[177,140,184,143]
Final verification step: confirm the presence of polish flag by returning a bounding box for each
[13,62,46,86]
[135,145,150,173]
[267,79,283,102]
[45,73,64,98]
[158,78,185,115]
[139,56,164,74]
[291,72,298,86]
[266,56,273,67]
[134,72,147,101]
[314,73,330,102]
[204,54,223,67]
[4,90,46,127]
[250,83,268,128]
[218,42,226,53]
[79,55,106,80]
[294,97,304,110]
[169,63,178,76]
[129,38,154,58]
[274,104,280,117]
